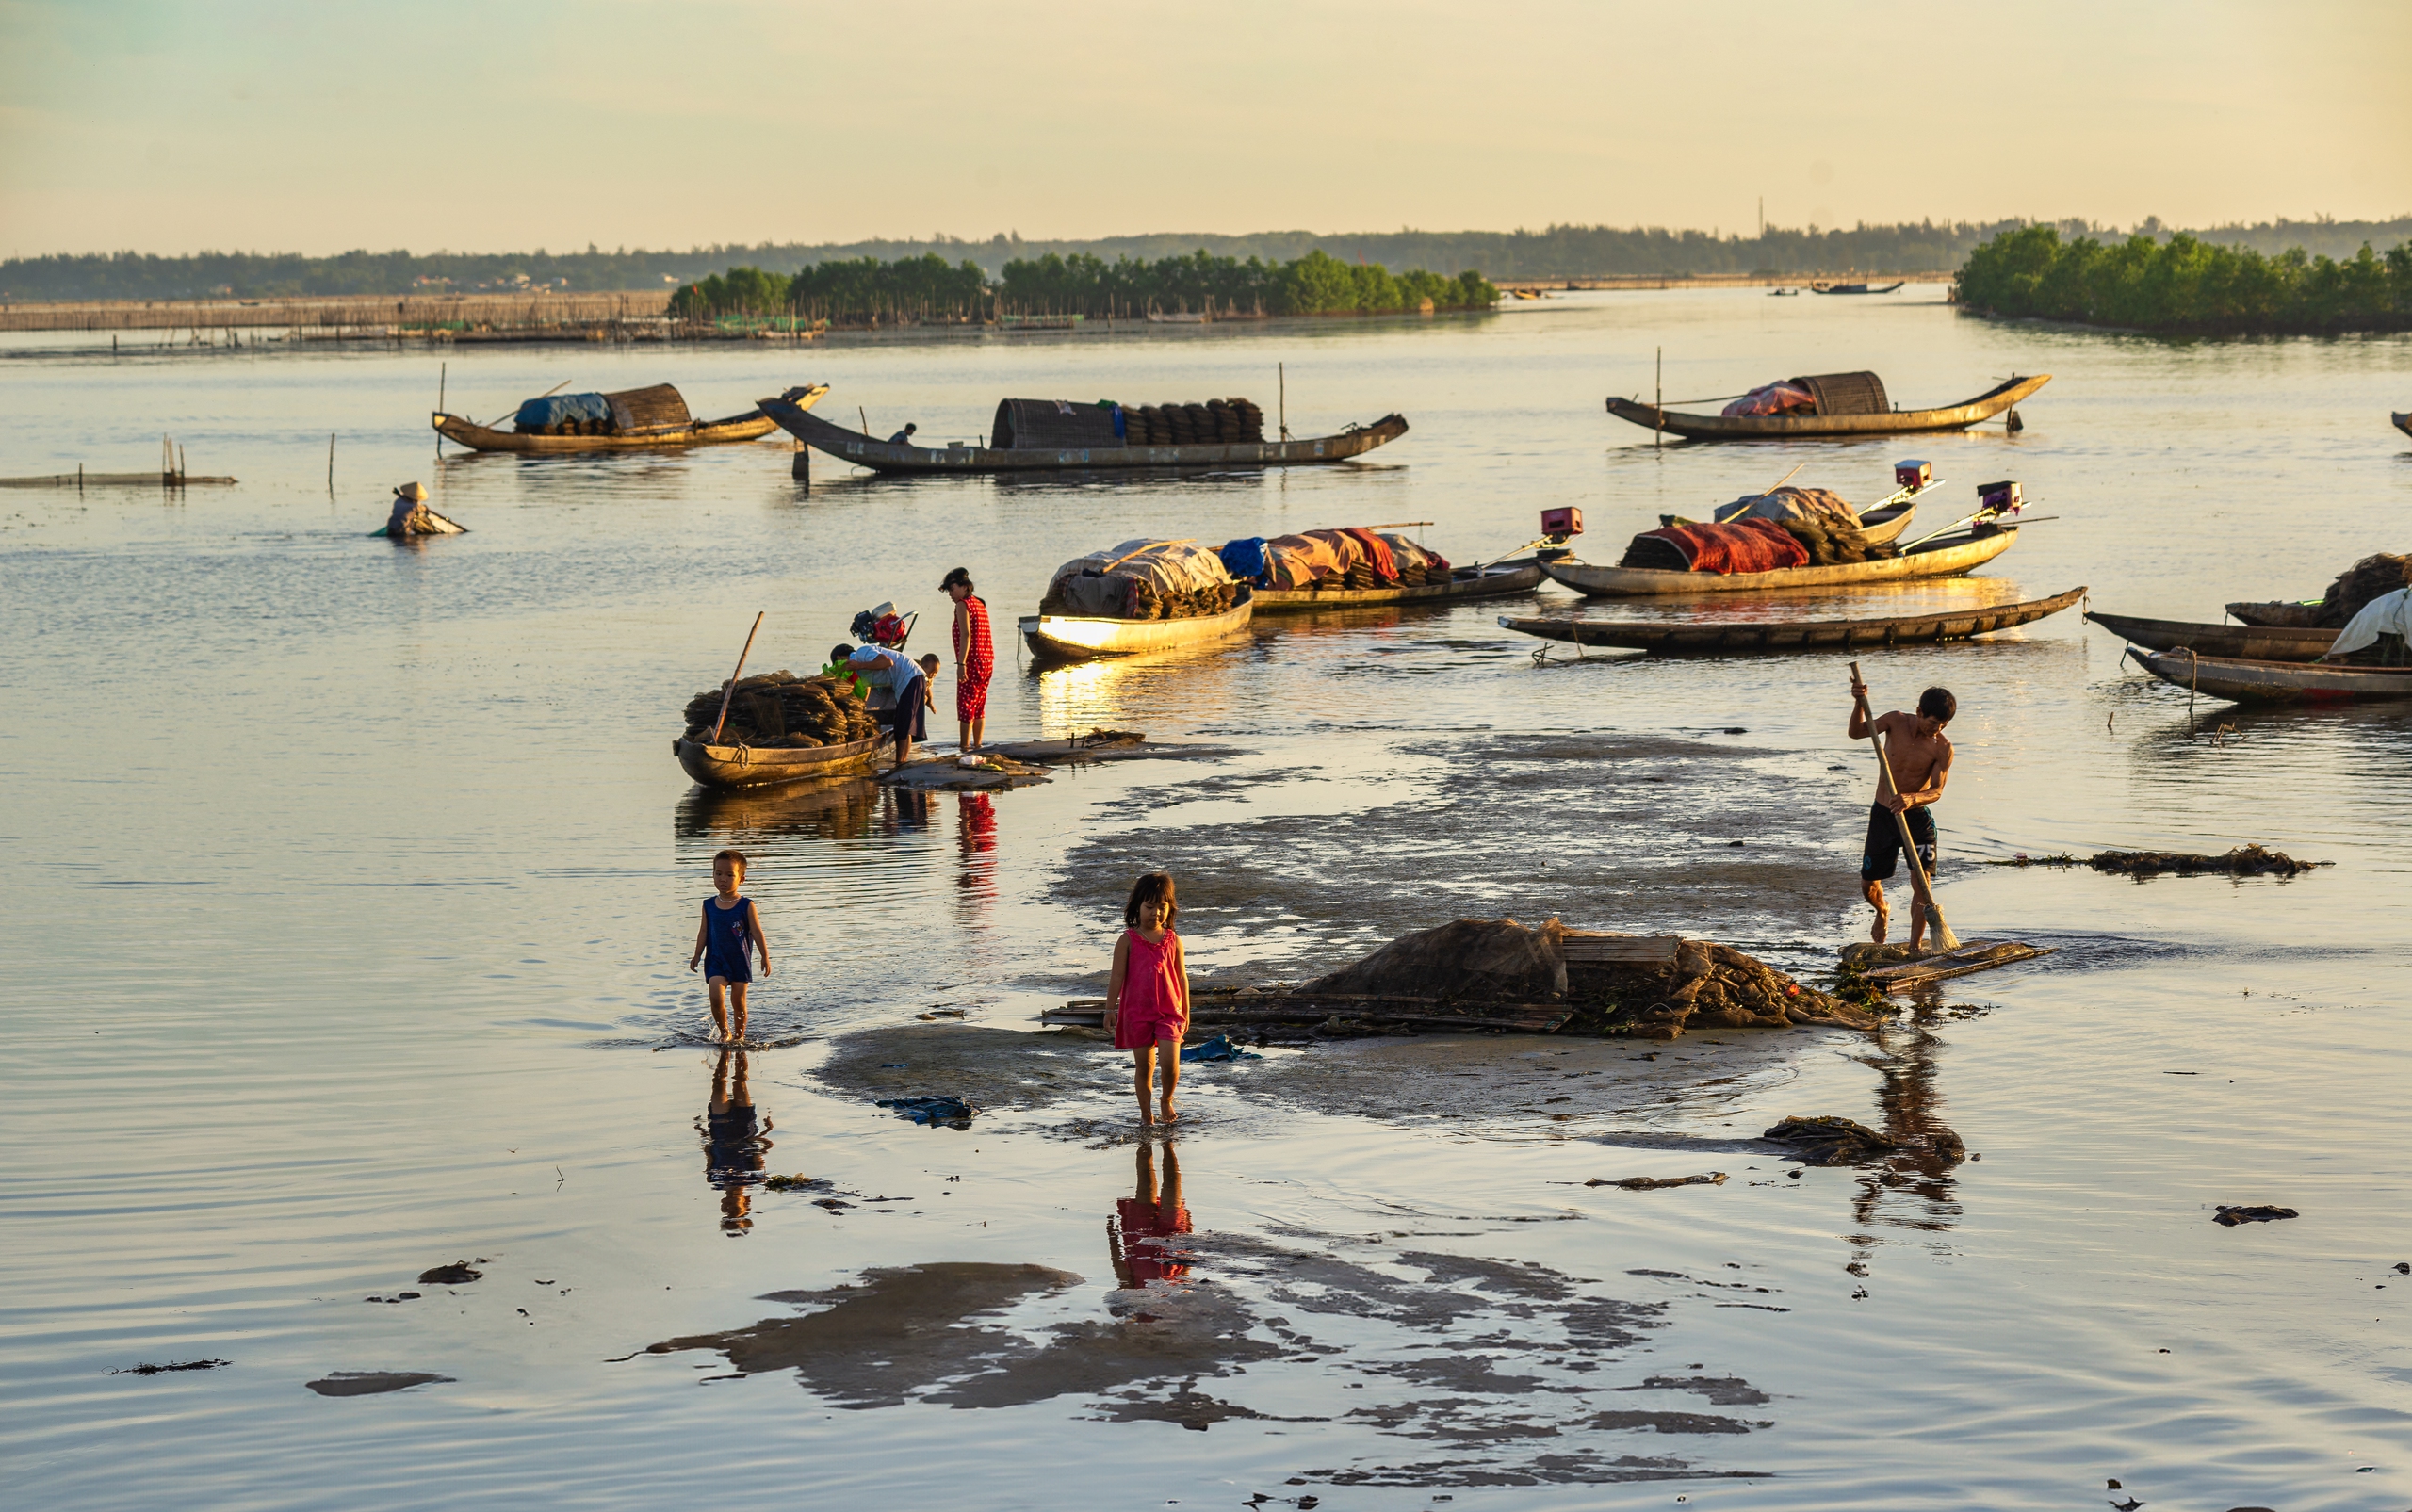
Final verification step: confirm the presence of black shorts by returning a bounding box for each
[1861,803,1937,883]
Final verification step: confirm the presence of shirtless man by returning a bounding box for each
[1848,678,1956,949]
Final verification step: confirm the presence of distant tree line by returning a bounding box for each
[666,250,1497,324]
[1955,226,2412,335]
[10,217,2411,303]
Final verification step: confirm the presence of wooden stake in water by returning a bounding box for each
[709,612,768,743]
[1655,348,1663,449]
[327,432,334,494]
[1279,362,1288,440]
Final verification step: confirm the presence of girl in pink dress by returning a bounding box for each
[1105,872,1189,1127]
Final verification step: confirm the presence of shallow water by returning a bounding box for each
[4,293,2410,1508]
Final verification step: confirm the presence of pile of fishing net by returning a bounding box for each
[1252,528,1451,590]
[680,672,880,749]
[1779,517,1899,565]
[1041,539,1241,620]
[1294,917,1879,1038]
[1124,398,1264,446]
[2231,552,2412,629]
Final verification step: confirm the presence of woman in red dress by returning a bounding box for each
[941,566,993,753]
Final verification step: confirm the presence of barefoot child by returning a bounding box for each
[1104,872,1189,1128]
[689,849,771,1043]
[1847,678,1955,951]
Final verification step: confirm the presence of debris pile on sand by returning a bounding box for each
[1764,1114,1965,1166]
[1987,844,2323,877]
[680,672,880,749]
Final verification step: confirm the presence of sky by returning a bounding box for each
[1,0,2406,257]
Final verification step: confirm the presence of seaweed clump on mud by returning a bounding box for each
[1561,936,1881,1039]
[1986,844,2325,878]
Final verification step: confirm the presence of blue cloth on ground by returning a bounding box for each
[514,393,611,430]
[1179,1033,1259,1064]
[1218,538,1269,583]
[877,1096,979,1126]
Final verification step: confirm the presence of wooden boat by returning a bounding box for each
[1254,560,1544,612]
[762,390,1407,474]
[2394,412,2412,440]
[432,382,818,454]
[673,733,885,789]
[1811,281,1906,295]
[1605,374,2049,441]
[1540,526,2019,598]
[2127,648,2412,704]
[2225,600,2324,628]
[1500,586,2084,655]
[2084,610,2336,662]
[1660,496,1917,544]
[1020,587,1255,661]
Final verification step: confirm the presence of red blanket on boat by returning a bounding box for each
[1339,527,1399,581]
[1643,520,1810,574]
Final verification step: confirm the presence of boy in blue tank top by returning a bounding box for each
[689,849,772,1044]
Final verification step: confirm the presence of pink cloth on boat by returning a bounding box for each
[1721,382,1816,417]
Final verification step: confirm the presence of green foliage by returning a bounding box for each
[786,253,988,322]
[995,246,1495,317]
[1955,226,2412,335]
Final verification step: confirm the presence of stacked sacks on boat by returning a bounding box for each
[680,672,880,749]
[1041,539,1240,621]
[1123,398,1265,447]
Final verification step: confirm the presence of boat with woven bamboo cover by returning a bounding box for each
[2084,611,2336,662]
[432,382,818,453]
[673,733,885,789]
[1605,373,2050,441]
[1540,526,2019,598]
[761,389,1407,474]
[2127,648,2412,704]
[1254,559,1544,611]
[1019,589,1255,661]
[1500,585,2084,655]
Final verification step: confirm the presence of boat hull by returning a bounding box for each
[433,405,790,453]
[1020,590,1256,661]
[2395,412,2412,440]
[674,734,884,789]
[1540,528,2018,598]
[1605,374,2050,441]
[1254,561,1543,612]
[762,396,1406,474]
[1502,585,2084,655]
[2129,649,2412,704]
[2085,611,2336,662]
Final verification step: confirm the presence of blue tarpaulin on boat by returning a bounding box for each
[1219,537,1269,583]
[515,393,611,430]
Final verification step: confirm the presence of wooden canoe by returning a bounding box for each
[1540,526,2019,599]
[762,391,1407,474]
[1810,281,1907,295]
[1501,585,2084,655]
[1254,560,1544,612]
[1020,587,1255,661]
[432,382,820,453]
[2084,610,2336,662]
[2127,648,2412,704]
[673,733,885,789]
[2224,600,2325,628]
[1605,374,2049,441]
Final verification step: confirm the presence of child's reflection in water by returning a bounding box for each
[697,1048,774,1234]
[1109,1141,1193,1288]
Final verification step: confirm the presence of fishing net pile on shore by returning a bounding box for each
[1041,539,1241,620]
[1123,398,1265,447]
[1230,918,1879,1039]
[679,672,879,748]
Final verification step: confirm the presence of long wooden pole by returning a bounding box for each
[1849,662,1957,951]
[1654,347,1662,449]
[710,612,767,743]
[482,379,569,431]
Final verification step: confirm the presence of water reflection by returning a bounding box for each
[675,776,881,846]
[956,792,998,917]
[1108,1142,1193,1289]
[697,1048,773,1235]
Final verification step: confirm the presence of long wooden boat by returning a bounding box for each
[2128,648,2412,704]
[1020,587,1255,661]
[2084,610,2336,662]
[1254,560,1544,612]
[1605,374,2050,441]
[673,733,885,789]
[1540,526,2018,598]
[762,391,1407,474]
[1501,585,2084,655]
[1811,281,1906,295]
[432,383,820,454]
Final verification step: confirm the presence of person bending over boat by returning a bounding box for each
[850,644,939,765]
[1848,680,1955,949]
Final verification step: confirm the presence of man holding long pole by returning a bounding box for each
[1848,672,1957,951]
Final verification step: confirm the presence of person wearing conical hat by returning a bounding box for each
[381,482,465,538]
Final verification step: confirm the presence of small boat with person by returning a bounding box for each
[1501,586,2085,656]
[433,382,810,453]
[1605,371,2049,441]
[2083,610,2337,662]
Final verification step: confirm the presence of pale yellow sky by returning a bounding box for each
[1,0,2405,256]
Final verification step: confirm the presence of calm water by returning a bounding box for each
[4,293,2410,1509]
